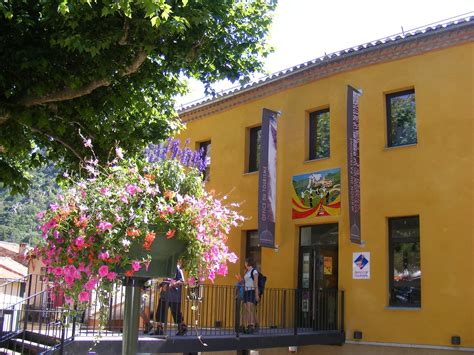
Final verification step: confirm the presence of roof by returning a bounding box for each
[0,241,20,254]
[0,256,28,279]
[178,14,474,122]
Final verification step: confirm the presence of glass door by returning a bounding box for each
[298,224,338,330]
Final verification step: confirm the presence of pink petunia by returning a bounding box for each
[126,184,139,196]
[131,261,141,272]
[97,221,113,232]
[79,291,90,302]
[98,265,109,277]
[85,278,98,291]
[53,267,63,276]
[99,187,111,196]
[64,275,74,285]
[106,272,117,281]
[74,237,85,248]
[98,251,109,260]
[217,263,228,276]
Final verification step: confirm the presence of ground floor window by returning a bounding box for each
[245,230,261,270]
[389,216,421,307]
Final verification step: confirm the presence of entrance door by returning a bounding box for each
[298,224,338,330]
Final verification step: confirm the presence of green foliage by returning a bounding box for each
[0,0,277,193]
[389,92,417,146]
[314,111,330,159]
[0,166,59,245]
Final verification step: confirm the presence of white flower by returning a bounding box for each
[115,147,124,160]
[121,239,131,247]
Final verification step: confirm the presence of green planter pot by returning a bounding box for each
[120,232,187,279]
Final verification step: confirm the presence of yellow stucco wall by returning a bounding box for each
[178,43,473,349]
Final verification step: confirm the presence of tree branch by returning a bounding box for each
[118,19,130,46]
[18,50,148,107]
[22,124,84,163]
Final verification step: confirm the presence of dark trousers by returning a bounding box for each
[156,299,183,324]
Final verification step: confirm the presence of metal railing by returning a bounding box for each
[80,283,345,338]
[0,274,73,354]
[0,274,345,352]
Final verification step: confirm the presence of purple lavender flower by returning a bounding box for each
[170,139,181,160]
[162,138,172,159]
[181,147,191,166]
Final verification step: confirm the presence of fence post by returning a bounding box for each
[340,289,345,334]
[59,316,66,355]
[235,296,241,338]
[294,289,298,336]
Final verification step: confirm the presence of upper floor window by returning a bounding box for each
[199,140,211,181]
[309,108,330,160]
[248,126,261,173]
[389,216,421,308]
[386,89,417,147]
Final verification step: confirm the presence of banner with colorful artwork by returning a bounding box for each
[292,168,341,219]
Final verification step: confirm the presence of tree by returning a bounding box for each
[0,165,59,245]
[0,0,276,193]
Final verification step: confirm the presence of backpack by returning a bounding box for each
[251,268,267,296]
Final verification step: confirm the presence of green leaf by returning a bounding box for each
[58,1,70,15]
[150,15,160,27]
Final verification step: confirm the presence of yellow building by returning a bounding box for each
[178,17,474,354]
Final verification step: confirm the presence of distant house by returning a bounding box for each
[0,257,27,281]
[0,242,29,305]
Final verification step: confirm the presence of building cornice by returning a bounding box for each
[179,17,474,123]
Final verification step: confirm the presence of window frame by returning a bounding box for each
[248,126,261,173]
[388,215,421,308]
[386,89,417,148]
[308,108,330,160]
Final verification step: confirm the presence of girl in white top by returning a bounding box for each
[242,257,259,333]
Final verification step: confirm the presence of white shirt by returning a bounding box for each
[244,268,256,290]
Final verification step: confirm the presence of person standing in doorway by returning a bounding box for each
[243,257,259,334]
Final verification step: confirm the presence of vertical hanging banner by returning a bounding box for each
[347,86,362,244]
[258,108,278,248]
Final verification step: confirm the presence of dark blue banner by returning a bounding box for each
[258,109,278,248]
[347,86,362,244]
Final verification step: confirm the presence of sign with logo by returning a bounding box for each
[324,256,333,275]
[352,252,370,279]
[347,86,362,244]
[258,108,278,248]
[292,168,341,219]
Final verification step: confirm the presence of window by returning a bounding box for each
[248,126,261,172]
[309,109,330,160]
[245,230,261,270]
[386,89,417,147]
[199,140,211,181]
[389,216,421,307]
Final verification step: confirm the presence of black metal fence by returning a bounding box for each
[80,283,344,338]
[0,274,345,351]
[0,274,74,354]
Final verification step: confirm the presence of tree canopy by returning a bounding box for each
[0,0,276,193]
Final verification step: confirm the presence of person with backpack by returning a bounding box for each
[243,257,259,334]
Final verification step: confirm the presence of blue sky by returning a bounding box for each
[176,0,473,106]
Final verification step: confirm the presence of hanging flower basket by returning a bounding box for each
[120,230,186,279]
[33,138,244,337]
